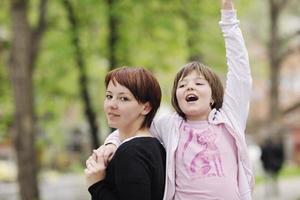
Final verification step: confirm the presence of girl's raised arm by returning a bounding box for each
[220,1,252,136]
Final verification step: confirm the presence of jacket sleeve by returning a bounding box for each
[113,146,152,200]
[150,114,173,146]
[104,129,121,147]
[219,10,252,136]
[88,181,118,200]
[88,147,153,200]
[104,114,172,147]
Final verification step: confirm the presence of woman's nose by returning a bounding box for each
[107,99,118,108]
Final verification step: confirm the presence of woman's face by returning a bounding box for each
[104,80,148,132]
[176,70,213,121]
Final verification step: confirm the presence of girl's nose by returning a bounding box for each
[187,86,194,91]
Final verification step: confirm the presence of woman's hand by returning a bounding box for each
[85,145,107,188]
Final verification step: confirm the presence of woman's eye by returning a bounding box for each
[120,97,129,101]
[106,94,113,100]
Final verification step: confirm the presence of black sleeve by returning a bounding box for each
[114,146,152,200]
[88,146,152,200]
[88,180,118,200]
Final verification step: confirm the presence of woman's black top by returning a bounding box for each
[88,137,166,200]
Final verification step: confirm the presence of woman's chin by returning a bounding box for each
[107,122,118,129]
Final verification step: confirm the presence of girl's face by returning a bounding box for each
[176,70,213,121]
[104,80,148,133]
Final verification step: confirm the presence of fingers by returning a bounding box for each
[88,145,104,163]
[93,144,116,166]
[85,156,95,171]
[107,153,114,162]
[103,149,110,161]
[87,144,117,168]
[94,146,105,163]
[91,151,97,161]
[84,165,105,188]
[85,157,106,180]
[103,144,117,166]
[85,147,108,187]
[84,167,92,176]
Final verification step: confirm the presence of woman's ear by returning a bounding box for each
[141,102,152,115]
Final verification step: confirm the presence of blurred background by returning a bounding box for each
[0,0,300,200]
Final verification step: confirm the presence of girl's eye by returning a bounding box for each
[178,84,185,88]
[196,82,204,85]
[120,97,129,101]
[106,94,113,100]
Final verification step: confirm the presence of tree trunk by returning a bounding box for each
[9,1,39,199]
[268,0,281,121]
[107,0,119,71]
[63,0,100,149]
[181,0,202,62]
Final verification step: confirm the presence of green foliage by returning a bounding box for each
[256,165,300,185]
[0,65,13,140]
[0,1,9,23]
[1,0,265,166]
[279,165,300,178]
[0,0,12,140]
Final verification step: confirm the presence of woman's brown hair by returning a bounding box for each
[105,67,161,129]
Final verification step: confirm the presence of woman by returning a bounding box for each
[85,67,166,200]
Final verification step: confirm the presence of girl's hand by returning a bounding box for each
[96,143,117,166]
[84,146,107,188]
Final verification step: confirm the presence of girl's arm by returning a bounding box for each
[220,1,252,135]
[104,130,121,147]
[104,114,171,147]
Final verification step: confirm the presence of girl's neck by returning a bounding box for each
[185,107,211,121]
[186,114,209,121]
[186,119,208,124]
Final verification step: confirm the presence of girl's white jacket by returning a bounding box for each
[106,10,254,200]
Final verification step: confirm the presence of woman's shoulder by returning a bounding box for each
[119,137,162,151]
[116,137,165,160]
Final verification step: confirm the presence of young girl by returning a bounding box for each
[85,67,166,200]
[99,0,254,199]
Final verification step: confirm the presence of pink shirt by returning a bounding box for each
[174,121,240,200]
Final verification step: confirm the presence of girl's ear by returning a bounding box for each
[210,99,214,108]
[141,102,152,115]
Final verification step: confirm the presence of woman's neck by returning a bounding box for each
[119,127,151,141]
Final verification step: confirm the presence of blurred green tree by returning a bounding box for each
[63,0,100,150]
[9,0,47,200]
[267,0,300,121]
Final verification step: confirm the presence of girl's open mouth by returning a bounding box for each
[186,94,199,102]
